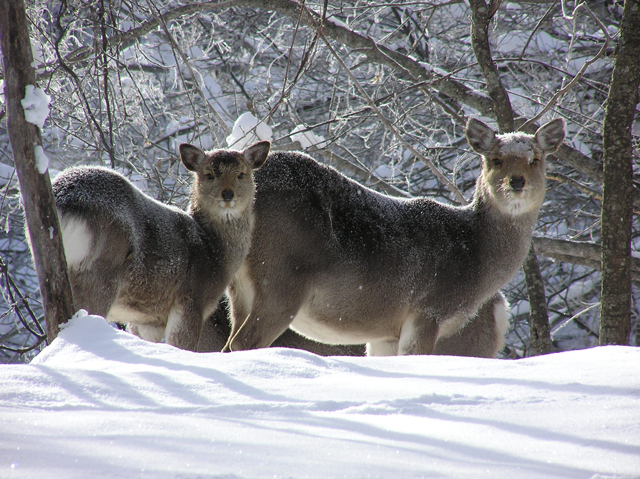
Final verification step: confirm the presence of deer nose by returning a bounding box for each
[222,189,234,202]
[510,176,526,192]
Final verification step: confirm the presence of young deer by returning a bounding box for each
[53,141,270,351]
[223,119,564,356]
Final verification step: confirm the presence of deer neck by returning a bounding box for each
[469,178,540,283]
[189,200,254,263]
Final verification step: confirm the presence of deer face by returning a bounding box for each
[179,141,270,220]
[466,118,565,217]
[481,135,547,216]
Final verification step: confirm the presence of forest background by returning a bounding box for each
[0,0,638,362]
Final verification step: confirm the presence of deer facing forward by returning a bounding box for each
[224,119,564,356]
[53,141,270,351]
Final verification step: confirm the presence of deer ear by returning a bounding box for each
[535,118,565,153]
[465,118,498,155]
[179,144,205,172]
[244,141,271,170]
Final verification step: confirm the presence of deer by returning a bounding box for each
[199,292,506,358]
[52,141,270,351]
[222,118,565,356]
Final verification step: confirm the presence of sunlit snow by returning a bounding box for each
[226,112,273,150]
[21,85,51,129]
[290,124,328,149]
[33,145,49,174]
[1,313,638,479]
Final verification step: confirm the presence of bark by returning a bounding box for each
[468,0,550,355]
[468,0,515,133]
[0,0,75,342]
[599,0,640,345]
[522,245,551,355]
[533,237,640,281]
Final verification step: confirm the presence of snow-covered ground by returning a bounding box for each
[1,313,639,479]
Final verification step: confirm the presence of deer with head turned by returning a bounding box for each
[222,119,565,356]
[52,141,270,351]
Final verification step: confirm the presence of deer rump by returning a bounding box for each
[228,152,515,355]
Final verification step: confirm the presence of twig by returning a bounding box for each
[519,1,557,60]
[144,0,231,141]
[307,16,466,203]
[520,2,610,131]
[550,302,600,339]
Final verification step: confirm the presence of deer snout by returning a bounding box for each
[509,176,526,192]
[221,189,235,202]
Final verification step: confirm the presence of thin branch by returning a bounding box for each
[144,0,231,140]
[314,26,466,203]
[520,2,611,131]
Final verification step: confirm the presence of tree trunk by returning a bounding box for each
[0,0,75,343]
[468,0,515,133]
[468,0,551,355]
[599,0,640,345]
[523,245,551,355]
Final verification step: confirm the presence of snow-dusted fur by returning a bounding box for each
[53,141,270,351]
[224,119,564,356]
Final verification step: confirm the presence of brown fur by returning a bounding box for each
[198,295,366,356]
[223,119,564,356]
[53,141,270,351]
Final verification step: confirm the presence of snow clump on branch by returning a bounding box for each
[226,112,272,150]
[21,85,51,129]
[290,125,328,149]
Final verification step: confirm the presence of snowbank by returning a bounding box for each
[0,314,638,479]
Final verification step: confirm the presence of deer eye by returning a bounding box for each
[205,173,215,180]
[237,172,245,180]
[492,158,502,167]
[531,158,540,166]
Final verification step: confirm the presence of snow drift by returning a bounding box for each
[0,313,638,478]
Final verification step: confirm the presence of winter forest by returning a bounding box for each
[0,0,639,362]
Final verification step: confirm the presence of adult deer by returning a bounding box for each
[223,119,564,356]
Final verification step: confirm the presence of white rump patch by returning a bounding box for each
[60,216,93,268]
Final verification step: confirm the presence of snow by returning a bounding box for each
[226,112,273,150]
[0,162,15,186]
[326,16,348,29]
[34,145,49,174]
[21,85,51,129]
[290,124,328,149]
[1,314,638,479]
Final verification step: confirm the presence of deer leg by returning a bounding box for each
[366,339,399,356]
[398,314,440,355]
[165,301,203,351]
[224,294,299,352]
[130,323,164,343]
